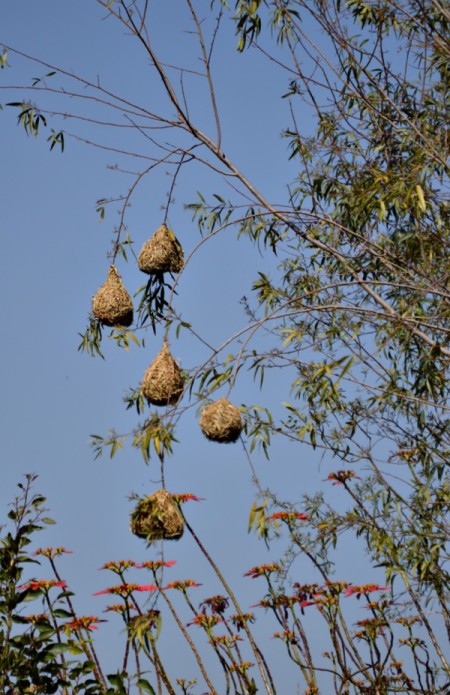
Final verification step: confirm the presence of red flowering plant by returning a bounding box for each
[183,598,260,695]
[0,476,109,694]
[90,517,271,695]
[326,470,360,486]
[1,477,199,694]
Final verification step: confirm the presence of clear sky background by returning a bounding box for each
[1,2,385,689]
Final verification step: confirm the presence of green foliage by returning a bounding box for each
[90,431,125,460]
[47,129,64,152]
[187,192,234,236]
[0,476,107,693]
[0,48,9,68]
[132,414,178,464]
[108,328,140,351]
[78,319,104,359]
[135,276,171,333]
[7,101,47,137]
[6,100,64,152]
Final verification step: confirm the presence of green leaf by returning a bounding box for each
[107,673,128,694]
[136,680,157,694]
[42,516,56,525]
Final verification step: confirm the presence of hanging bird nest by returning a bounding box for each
[138,224,184,275]
[142,341,185,406]
[130,489,184,543]
[92,265,134,327]
[199,398,244,443]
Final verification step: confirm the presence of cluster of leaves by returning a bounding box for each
[0,475,118,693]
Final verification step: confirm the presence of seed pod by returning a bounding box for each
[138,224,184,275]
[130,490,184,543]
[142,341,184,406]
[92,265,134,327]
[199,398,243,443]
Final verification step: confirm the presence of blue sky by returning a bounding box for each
[0,2,387,689]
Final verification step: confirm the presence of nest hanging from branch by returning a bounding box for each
[142,341,185,406]
[138,224,184,275]
[130,490,184,543]
[199,398,244,443]
[91,265,134,327]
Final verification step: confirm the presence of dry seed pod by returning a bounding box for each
[199,397,244,443]
[142,341,184,406]
[130,489,184,543]
[138,224,184,275]
[92,265,134,327]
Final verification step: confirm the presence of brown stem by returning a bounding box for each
[183,515,277,695]
[160,589,218,694]
[49,557,108,689]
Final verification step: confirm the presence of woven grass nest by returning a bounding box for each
[92,265,133,327]
[138,224,184,275]
[142,341,184,406]
[199,398,244,443]
[130,490,184,543]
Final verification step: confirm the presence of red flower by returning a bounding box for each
[64,616,103,631]
[229,662,254,673]
[355,617,387,636]
[344,584,389,599]
[93,583,158,597]
[104,603,137,614]
[19,580,67,592]
[200,595,229,615]
[230,613,255,630]
[214,634,243,645]
[266,511,308,521]
[326,470,359,485]
[324,581,350,594]
[137,560,176,570]
[99,560,138,571]
[244,563,283,579]
[34,547,73,558]
[273,629,298,644]
[164,579,202,590]
[171,493,205,504]
[187,614,223,629]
